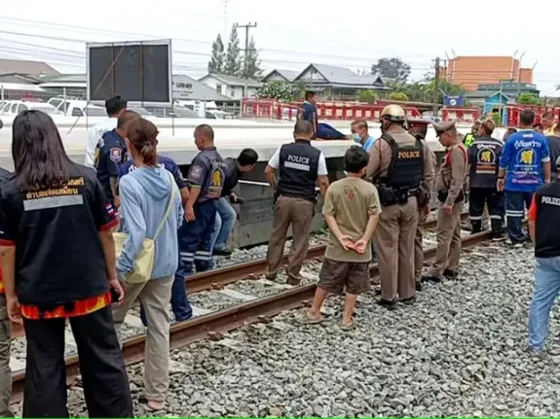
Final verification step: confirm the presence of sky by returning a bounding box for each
[1,0,559,95]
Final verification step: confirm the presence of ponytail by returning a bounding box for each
[127,119,159,167]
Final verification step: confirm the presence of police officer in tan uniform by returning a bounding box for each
[423,120,468,283]
[407,117,437,291]
[366,106,434,309]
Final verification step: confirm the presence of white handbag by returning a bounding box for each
[114,172,176,284]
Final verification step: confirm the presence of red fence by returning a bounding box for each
[506,105,560,127]
[441,107,480,124]
[241,99,421,121]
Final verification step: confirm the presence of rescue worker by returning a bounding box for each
[351,119,375,152]
[0,167,12,418]
[463,121,480,148]
[177,124,226,277]
[467,119,505,238]
[94,110,140,208]
[407,117,437,291]
[300,91,318,139]
[542,111,557,136]
[265,120,329,285]
[422,121,468,283]
[366,105,434,308]
[498,109,551,247]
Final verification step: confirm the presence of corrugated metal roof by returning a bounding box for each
[0,59,60,77]
[262,69,300,83]
[294,64,386,88]
[199,74,262,88]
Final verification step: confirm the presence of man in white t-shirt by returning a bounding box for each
[264,120,330,285]
[84,96,127,168]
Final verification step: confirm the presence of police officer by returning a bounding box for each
[265,120,329,285]
[463,121,480,148]
[407,117,437,291]
[366,105,434,308]
[300,91,318,139]
[94,110,140,207]
[423,121,468,282]
[178,124,226,276]
[467,118,505,238]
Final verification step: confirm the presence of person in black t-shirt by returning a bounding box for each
[0,110,132,418]
[527,156,560,354]
[546,124,560,174]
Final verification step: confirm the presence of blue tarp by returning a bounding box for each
[317,123,346,140]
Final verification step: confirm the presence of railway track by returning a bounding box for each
[9,212,480,401]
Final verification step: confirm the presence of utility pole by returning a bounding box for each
[433,57,441,116]
[235,22,257,98]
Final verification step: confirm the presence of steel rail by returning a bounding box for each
[10,225,487,401]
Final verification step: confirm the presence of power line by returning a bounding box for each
[235,22,257,95]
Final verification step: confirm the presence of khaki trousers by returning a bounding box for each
[113,276,173,402]
[266,196,314,281]
[0,294,12,417]
[374,197,418,301]
[429,202,464,278]
[414,208,429,284]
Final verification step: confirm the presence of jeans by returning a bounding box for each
[209,197,237,252]
[528,256,560,351]
[505,191,533,243]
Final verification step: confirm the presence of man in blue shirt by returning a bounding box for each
[300,91,318,139]
[498,109,551,247]
[351,119,375,152]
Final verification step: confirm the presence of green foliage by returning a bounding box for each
[388,91,409,101]
[490,112,502,126]
[242,36,263,79]
[257,82,294,102]
[371,57,411,83]
[518,93,540,105]
[224,25,241,76]
[207,34,225,74]
[357,90,377,103]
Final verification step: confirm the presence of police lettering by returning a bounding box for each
[541,196,560,206]
[287,154,309,164]
[397,150,420,159]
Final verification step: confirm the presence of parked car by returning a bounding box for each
[1,100,63,116]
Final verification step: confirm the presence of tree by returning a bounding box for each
[518,93,540,105]
[371,57,411,83]
[357,90,377,103]
[243,36,263,79]
[257,82,294,102]
[207,34,225,74]
[224,24,241,76]
[388,91,409,101]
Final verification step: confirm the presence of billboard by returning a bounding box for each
[86,39,172,106]
[444,95,465,107]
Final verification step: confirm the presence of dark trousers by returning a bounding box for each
[469,187,504,234]
[22,306,132,418]
[505,190,533,243]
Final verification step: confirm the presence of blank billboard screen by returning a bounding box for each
[87,40,171,104]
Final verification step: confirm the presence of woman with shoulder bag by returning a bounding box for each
[112,118,183,412]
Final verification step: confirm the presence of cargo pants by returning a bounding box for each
[0,294,13,418]
[428,201,464,278]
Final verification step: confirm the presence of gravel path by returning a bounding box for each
[19,240,560,417]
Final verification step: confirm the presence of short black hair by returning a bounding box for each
[294,120,314,137]
[304,91,316,101]
[543,111,554,119]
[105,95,127,116]
[195,124,214,141]
[520,109,536,126]
[352,119,368,130]
[117,110,140,129]
[344,146,369,173]
[237,148,258,166]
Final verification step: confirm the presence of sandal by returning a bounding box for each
[340,318,357,331]
[302,310,325,324]
[147,400,166,411]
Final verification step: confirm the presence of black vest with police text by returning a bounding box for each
[468,136,503,189]
[534,181,560,258]
[381,133,423,192]
[277,140,320,200]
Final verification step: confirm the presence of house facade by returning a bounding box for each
[261,69,300,84]
[198,74,262,99]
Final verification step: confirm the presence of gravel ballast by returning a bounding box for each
[16,240,560,417]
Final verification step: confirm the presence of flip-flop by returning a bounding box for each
[340,318,357,331]
[302,311,325,324]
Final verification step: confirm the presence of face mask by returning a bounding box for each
[353,133,361,143]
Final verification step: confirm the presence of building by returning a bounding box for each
[0,58,60,78]
[292,63,389,100]
[261,69,300,84]
[441,56,534,91]
[198,74,262,99]
[465,81,540,107]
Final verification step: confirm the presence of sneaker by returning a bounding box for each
[512,242,524,249]
[213,248,233,256]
